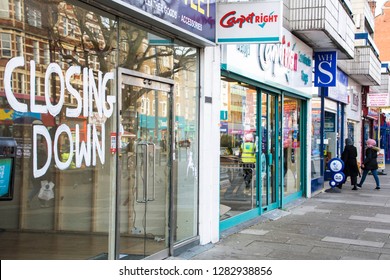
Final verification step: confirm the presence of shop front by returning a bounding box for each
[311,68,349,191]
[219,28,312,231]
[0,0,217,260]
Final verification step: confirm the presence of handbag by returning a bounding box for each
[38,180,55,201]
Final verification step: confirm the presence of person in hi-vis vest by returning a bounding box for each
[241,133,256,189]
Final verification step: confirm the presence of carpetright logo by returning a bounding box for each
[219,10,279,29]
[217,0,283,44]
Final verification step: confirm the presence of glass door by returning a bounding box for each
[117,68,174,259]
[260,92,280,211]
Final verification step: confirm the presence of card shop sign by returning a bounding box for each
[217,0,282,44]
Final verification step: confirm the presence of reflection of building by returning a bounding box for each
[221,83,256,147]
[0,0,218,260]
[373,1,390,163]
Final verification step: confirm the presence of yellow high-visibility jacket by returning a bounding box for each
[241,142,256,163]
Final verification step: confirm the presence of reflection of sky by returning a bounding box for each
[376,1,388,16]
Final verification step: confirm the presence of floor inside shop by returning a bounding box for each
[0,230,165,260]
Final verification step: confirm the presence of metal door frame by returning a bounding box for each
[259,91,281,213]
[110,68,175,260]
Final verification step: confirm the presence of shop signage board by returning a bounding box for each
[378,149,385,170]
[111,0,216,42]
[221,28,313,95]
[351,91,359,111]
[367,93,390,107]
[326,68,349,104]
[217,0,283,44]
[314,51,337,87]
[367,107,380,119]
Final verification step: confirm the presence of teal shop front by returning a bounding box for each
[219,28,313,231]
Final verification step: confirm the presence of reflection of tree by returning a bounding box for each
[118,22,197,108]
[116,24,197,139]
[35,1,197,138]
[47,3,117,73]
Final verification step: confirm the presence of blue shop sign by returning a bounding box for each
[326,68,349,104]
[314,51,337,87]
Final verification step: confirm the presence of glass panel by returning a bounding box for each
[219,80,257,220]
[119,79,170,259]
[324,111,337,172]
[0,0,117,259]
[261,93,267,206]
[283,97,302,195]
[269,95,277,204]
[119,19,199,245]
[0,0,10,18]
[261,93,279,208]
[174,47,199,242]
[311,98,322,179]
[0,0,200,259]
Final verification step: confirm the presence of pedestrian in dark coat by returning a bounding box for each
[357,138,381,190]
[340,138,359,190]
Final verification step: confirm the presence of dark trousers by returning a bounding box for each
[339,175,357,188]
[359,169,380,187]
[242,163,255,188]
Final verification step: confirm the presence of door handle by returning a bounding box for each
[147,142,155,202]
[135,141,148,203]
[135,141,156,203]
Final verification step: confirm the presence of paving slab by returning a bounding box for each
[176,168,390,260]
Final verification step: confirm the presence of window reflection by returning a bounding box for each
[283,97,301,195]
[219,80,257,220]
[0,0,199,259]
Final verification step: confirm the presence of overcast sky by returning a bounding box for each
[375,0,388,16]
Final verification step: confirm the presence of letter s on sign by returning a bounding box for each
[317,61,334,85]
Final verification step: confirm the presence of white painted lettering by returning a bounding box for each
[75,124,91,168]
[4,57,28,112]
[65,66,82,118]
[54,124,74,170]
[92,124,105,165]
[45,63,65,117]
[33,125,52,178]
[3,56,115,177]
[102,72,115,118]
[89,69,103,118]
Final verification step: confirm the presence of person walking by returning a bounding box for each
[340,138,360,190]
[357,138,381,190]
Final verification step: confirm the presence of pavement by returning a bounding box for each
[173,168,390,260]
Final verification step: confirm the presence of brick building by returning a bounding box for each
[374,1,390,61]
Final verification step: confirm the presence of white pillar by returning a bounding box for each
[198,45,221,245]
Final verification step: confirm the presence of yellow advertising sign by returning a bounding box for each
[378,149,385,170]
